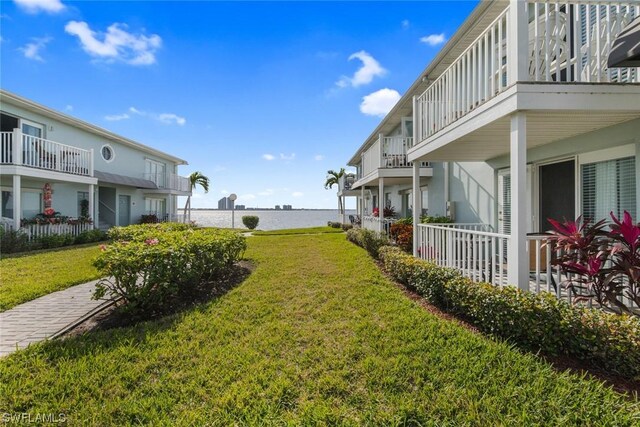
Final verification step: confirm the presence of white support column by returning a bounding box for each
[412,96,419,145]
[13,128,23,165]
[508,0,529,84]
[378,133,384,168]
[88,184,95,229]
[89,149,95,176]
[412,161,421,256]
[378,178,385,233]
[342,196,346,224]
[360,185,365,221]
[509,112,528,289]
[12,175,21,230]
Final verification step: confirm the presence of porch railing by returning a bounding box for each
[417,224,638,310]
[416,1,640,142]
[359,136,431,177]
[143,172,191,192]
[362,215,397,235]
[417,223,510,286]
[0,130,93,177]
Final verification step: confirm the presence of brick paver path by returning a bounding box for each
[0,280,110,357]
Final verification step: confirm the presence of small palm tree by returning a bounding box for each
[183,171,210,222]
[325,168,345,216]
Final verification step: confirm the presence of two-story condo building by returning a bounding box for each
[346,0,640,301]
[0,90,191,236]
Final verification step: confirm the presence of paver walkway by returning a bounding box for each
[0,279,110,357]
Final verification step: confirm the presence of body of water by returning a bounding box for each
[181,209,357,231]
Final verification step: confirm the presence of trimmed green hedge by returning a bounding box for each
[346,228,388,259]
[379,246,640,379]
[94,224,246,313]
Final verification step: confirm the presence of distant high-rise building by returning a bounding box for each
[235,205,246,210]
[218,197,235,210]
[283,204,293,210]
[275,205,281,210]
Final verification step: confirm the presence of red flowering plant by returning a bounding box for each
[372,206,396,218]
[547,211,640,316]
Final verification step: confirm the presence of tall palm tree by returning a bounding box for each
[183,171,210,223]
[324,168,345,216]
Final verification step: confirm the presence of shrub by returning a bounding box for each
[394,217,413,226]
[0,226,31,254]
[346,228,389,259]
[140,214,159,224]
[389,223,413,253]
[341,223,353,231]
[421,215,453,224]
[94,225,246,313]
[327,221,342,228]
[74,229,107,244]
[242,215,259,230]
[108,222,193,241]
[378,246,640,379]
[38,233,75,249]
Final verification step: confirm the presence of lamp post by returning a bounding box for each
[229,193,238,228]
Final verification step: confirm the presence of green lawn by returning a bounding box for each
[252,226,344,235]
[0,244,103,312]
[1,234,637,424]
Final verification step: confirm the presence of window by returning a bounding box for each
[145,198,166,216]
[22,191,42,218]
[101,145,114,162]
[78,191,89,217]
[1,191,13,219]
[582,156,636,221]
[145,159,166,187]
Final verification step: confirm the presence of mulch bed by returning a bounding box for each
[63,260,254,338]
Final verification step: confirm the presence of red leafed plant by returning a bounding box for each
[390,223,413,253]
[547,211,640,316]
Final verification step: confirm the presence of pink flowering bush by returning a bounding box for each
[94,224,246,312]
[547,211,640,316]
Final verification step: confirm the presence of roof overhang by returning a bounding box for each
[94,170,158,189]
[0,89,188,166]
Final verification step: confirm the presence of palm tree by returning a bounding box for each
[183,171,210,223]
[324,168,345,217]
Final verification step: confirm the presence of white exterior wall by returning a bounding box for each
[1,103,178,176]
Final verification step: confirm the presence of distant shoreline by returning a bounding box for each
[178,208,356,212]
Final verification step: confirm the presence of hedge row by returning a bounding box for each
[94,224,246,313]
[0,227,106,254]
[346,228,388,259]
[378,246,640,379]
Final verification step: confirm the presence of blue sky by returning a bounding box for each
[1,0,478,209]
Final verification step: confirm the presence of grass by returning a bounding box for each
[0,244,103,312]
[1,234,638,424]
[252,226,344,235]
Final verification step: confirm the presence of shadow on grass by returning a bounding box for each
[26,261,255,361]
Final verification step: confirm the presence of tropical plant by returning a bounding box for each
[183,171,210,223]
[372,206,396,218]
[324,168,346,217]
[547,211,640,316]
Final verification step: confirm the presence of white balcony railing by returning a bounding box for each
[359,136,430,177]
[143,172,191,193]
[1,221,94,241]
[416,1,640,142]
[0,130,93,176]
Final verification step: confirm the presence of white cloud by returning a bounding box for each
[279,153,295,161]
[157,113,186,126]
[14,0,65,14]
[64,21,162,66]
[401,19,410,29]
[262,154,275,161]
[104,113,130,121]
[420,33,446,46]
[122,107,185,125]
[336,51,386,88]
[292,191,304,197]
[360,88,401,117]
[19,37,51,61]
[314,154,325,161]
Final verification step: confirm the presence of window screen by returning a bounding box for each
[581,156,636,221]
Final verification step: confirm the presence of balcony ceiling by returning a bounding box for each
[417,111,640,162]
